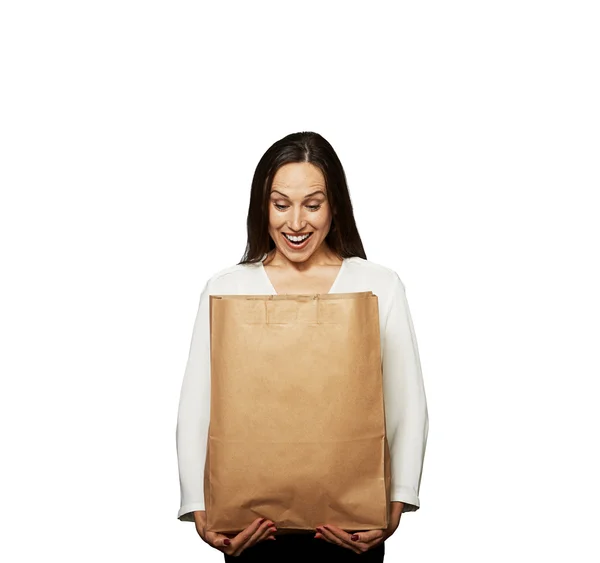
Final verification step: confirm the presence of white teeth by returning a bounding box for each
[284,233,311,242]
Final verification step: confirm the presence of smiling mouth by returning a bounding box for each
[283,232,313,244]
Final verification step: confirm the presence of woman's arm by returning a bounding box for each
[175,278,213,521]
[382,273,429,512]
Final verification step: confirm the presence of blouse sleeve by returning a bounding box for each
[175,278,212,521]
[382,272,429,512]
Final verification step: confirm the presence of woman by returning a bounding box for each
[176,131,429,561]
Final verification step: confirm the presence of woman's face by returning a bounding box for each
[268,162,333,263]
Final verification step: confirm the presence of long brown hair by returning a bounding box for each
[238,131,367,264]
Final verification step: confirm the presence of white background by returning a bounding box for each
[1,1,599,561]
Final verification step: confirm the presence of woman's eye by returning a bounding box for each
[273,203,321,211]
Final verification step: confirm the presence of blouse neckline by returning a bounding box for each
[259,255,349,295]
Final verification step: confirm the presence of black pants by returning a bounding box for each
[223,532,385,562]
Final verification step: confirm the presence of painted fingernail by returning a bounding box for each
[316,527,323,533]
[351,534,359,541]
[224,539,231,546]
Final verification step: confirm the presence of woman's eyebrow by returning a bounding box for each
[270,189,326,199]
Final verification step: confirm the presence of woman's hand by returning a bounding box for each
[314,501,403,554]
[194,511,277,557]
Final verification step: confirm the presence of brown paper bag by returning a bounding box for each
[204,291,390,534]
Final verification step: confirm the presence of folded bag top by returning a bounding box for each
[210,291,373,300]
[211,291,374,325]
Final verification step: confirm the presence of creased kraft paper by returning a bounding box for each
[204,291,391,534]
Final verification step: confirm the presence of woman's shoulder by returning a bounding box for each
[344,256,405,290]
[202,261,261,291]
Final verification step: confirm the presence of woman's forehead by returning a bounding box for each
[272,162,326,191]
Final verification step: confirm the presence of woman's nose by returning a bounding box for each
[288,209,308,230]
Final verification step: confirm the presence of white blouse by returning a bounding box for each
[176,255,429,521]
